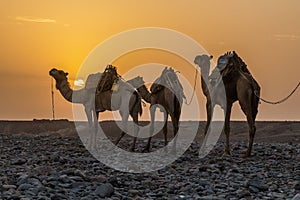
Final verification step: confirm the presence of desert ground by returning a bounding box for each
[0,120,299,199]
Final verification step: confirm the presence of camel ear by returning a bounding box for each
[65,72,69,76]
[210,55,213,59]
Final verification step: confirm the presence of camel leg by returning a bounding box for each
[245,115,256,157]
[144,105,156,152]
[85,107,93,127]
[223,103,232,156]
[91,110,99,150]
[129,111,139,152]
[204,99,213,136]
[170,113,179,154]
[115,132,125,145]
[163,111,168,146]
[244,92,259,157]
[115,111,129,146]
[84,107,93,149]
[238,90,256,157]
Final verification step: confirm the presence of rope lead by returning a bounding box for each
[255,82,300,105]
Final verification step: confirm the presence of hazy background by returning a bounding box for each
[0,0,299,121]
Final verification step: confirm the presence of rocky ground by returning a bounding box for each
[0,120,300,199]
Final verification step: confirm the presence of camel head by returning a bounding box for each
[104,64,120,80]
[161,67,178,83]
[194,55,213,71]
[216,51,249,78]
[126,76,145,89]
[49,68,69,84]
[215,52,234,72]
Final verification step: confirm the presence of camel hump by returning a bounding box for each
[85,72,102,90]
[150,77,164,94]
[151,67,186,99]
[97,65,120,93]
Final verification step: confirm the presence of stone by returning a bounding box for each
[11,158,27,165]
[95,183,114,198]
[128,189,140,196]
[295,181,300,190]
[247,180,268,191]
[2,184,17,190]
[292,194,300,200]
[17,183,33,191]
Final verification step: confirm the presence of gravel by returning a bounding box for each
[0,133,299,199]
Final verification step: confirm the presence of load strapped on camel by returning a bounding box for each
[96,65,120,94]
[209,51,259,93]
[151,67,186,101]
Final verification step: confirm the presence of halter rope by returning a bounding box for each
[185,67,198,105]
[254,82,299,105]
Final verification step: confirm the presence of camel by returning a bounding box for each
[49,68,142,151]
[194,51,260,157]
[127,67,185,152]
[193,55,214,136]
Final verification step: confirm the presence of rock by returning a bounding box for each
[95,183,114,198]
[6,195,21,200]
[50,193,68,200]
[27,178,42,187]
[2,184,17,190]
[90,175,107,183]
[237,189,251,198]
[128,189,140,196]
[247,180,268,191]
[11,158,27,165]
[295,181,300,190]
[292,194,300,200]
[17,183,33,191]
[199,195,220,200]
[249,185,259,193]
[74,169,86,179]
[198,164,214,172]
[272,192,285,198]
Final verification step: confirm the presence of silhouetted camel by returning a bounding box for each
[195,51,260,157]
[49,67,142,151]
[127,67,185,152]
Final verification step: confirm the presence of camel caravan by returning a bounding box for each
[49,51,260,157]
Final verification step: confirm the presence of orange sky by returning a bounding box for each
[0,0,299,121]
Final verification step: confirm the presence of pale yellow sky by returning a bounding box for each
[0,0,299,120]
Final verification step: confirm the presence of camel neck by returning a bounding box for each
[198,66,210,97]
[200,66,210,80]
[56,79,74,103]
[137,85,151,103]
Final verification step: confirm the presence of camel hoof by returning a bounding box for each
[243,151,251,158]
[129,147,135,152]
[142,148,150,153]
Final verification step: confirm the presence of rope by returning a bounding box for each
[51,78,55,119]
[185,67,198,105]
[254,82,300,105]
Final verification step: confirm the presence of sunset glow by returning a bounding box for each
[0,0,299,120]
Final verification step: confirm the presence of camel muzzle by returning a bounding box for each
[49,68,57,76]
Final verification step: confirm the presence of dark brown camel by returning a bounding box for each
[195,51,260,157]
[127,67,185,152]
[49,67,142,151]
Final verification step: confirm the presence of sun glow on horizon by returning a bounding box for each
[0,0,299,120]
